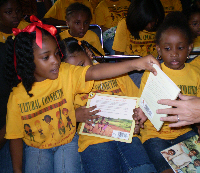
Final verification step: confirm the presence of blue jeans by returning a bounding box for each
[0,140,13,173]
[80,137,156,173]
[143,130,197,173]
[24,133,84,173]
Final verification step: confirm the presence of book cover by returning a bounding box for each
[79,93,139,143]
[161,135,200,173]
[139,64,181,131]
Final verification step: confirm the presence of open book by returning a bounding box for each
[79,93,139,143]
[161,135,200,173]
[139,64,181,131]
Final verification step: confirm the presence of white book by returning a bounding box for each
[139,64,181,131]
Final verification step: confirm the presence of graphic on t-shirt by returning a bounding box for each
[24,124,35,141]
[34,120,46,139]
[42,115,55,138]
[56,108,65,135]
[62,108,75,131]
[66,116,75,131]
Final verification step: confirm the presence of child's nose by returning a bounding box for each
[171,50,178,57]
[52,56,60,65]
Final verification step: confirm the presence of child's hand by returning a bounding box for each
[75,105,100,124]
[134,55,160,75]
[133,108,148,128]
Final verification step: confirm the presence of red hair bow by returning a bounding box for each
[12,15,62,80]
[12,15,57,49]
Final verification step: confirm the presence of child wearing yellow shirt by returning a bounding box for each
[0,0,29,43]
[61,37,157,173]
[135,12,199,173]
[59,3,105,55]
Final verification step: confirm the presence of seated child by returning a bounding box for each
[0,0,29,43]
[4,15,160,173]
[95,0,131,55]
[112,0,164,88]
[43,0,94,26]
[61,37,157,173]
[59,3,105,55]
[134,12,200,173]
[183,6,200,61]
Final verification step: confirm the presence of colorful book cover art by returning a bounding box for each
[161,135,200,173]
[79,93,138,143]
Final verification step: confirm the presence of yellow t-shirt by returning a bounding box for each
[77,73,139,152]
[89,0,103,12]
[95,0,130,29]
[112,18,157,57]
[0,20,30,43]
[5,63,94,149]
[139,63,200,143]
[160,0,182,16]
[59,29,105,55]
[44,0,95,23]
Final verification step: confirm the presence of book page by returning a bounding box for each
[79,93,139,143]
[139,64,181,131]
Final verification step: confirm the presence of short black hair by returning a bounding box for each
[61,37,103,61]
[156,11,193,45]
[66,2,92,21]
[126,0,164,39]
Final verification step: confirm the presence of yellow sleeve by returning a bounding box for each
[174,0,182,11]
[112,19,128,53]
[44,0,62,19]
[95,2,106,26]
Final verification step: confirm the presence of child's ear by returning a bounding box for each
[66,21,69,27]
[156,45,161,56]
[188,43,193,54]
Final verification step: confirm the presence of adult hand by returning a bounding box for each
[157,94,200,127]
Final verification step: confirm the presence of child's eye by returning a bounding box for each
[178,47,184,50]
[192,22,199,27]
[164,47,170,51]
[5,11,12,14]
[42,56,49,60]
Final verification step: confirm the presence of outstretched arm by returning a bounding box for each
[157,94,200,127]
[85,55,160,81]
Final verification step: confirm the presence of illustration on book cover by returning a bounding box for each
[161,135,200,173]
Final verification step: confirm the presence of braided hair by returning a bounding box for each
[5,27,61,97]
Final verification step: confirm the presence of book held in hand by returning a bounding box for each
[79,93,139,143]
[139,64,181,131]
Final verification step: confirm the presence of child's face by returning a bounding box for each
[156,28,192,70]
[168,150,175,155]
[194,160,200,167]
[189,150,197,156]
[188,12,200,37]
[0,0,22,30]
[64,51,93,66]
[66,11,90,38]
[33,35,61,82]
